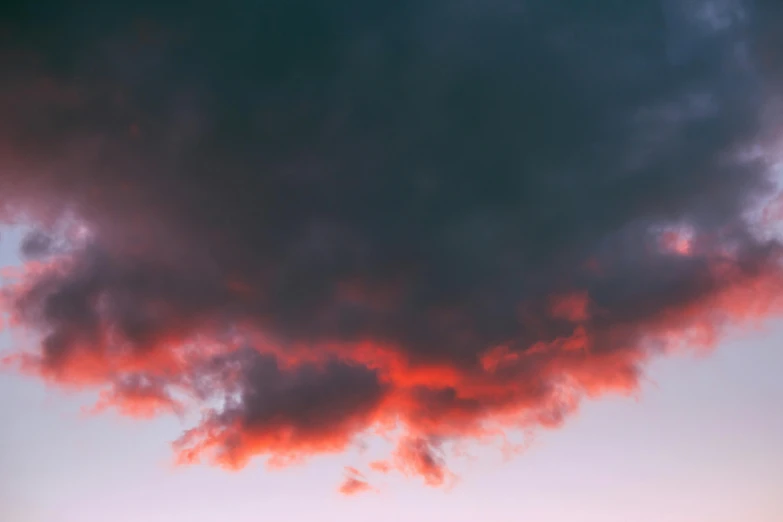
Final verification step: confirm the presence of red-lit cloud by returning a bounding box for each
[393,437,451,487]
[2,0,783,491]
[338,467,374,496]
[88,374,184,419]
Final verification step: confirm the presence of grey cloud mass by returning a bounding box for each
[1,0,782,485]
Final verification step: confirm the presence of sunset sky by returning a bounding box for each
[2,1,783,521]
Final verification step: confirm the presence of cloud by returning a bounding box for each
[338,467,374,496]
[369,460,392,474]
[87,373,184,419]
[339,477,373,496]
[2,0,783,488]
[173,351,389,469]
[19,230,55,260]
[394,437,451,487]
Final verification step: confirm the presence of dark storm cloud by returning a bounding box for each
[19,230,54,259]
[174,350,389,468]
[1,0,783,485]
[221,351,387,441]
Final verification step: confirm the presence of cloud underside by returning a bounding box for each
[2,0,783,486]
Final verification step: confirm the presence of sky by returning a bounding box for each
[2,0,783,520]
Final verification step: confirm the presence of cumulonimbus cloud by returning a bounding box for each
[2,0,783,488]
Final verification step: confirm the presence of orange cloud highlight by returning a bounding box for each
[338,467,374,496]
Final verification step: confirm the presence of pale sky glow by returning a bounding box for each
[2,226,782,522]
